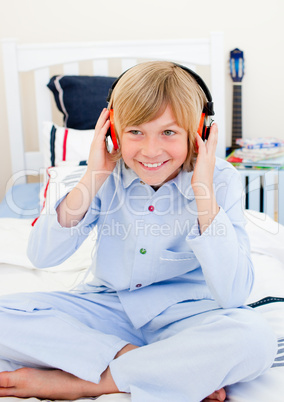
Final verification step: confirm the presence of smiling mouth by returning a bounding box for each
[140,161,167,168]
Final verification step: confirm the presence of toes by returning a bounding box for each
[217,388,226,400]
[0,371,14,388]
[0,368,30,397]
[0,388,14,397]
[202,388,226,401]
[0,372,15,396]
[203,399,220,402]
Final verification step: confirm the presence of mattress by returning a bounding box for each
[0,211,283,401]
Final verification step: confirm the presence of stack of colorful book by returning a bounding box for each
[226,138,284,168]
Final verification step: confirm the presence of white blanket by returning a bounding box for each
[0,211,283,401]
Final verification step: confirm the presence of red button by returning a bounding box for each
[148,205,154,212]
[136,284,142,288]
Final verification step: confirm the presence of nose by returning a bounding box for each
[140,136,163,158]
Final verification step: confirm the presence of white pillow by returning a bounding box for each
[42,163,88,214]
[0,164,95,272]
[43,121,94,168]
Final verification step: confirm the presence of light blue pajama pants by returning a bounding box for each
[0,290,277,402]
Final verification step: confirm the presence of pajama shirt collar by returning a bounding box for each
[120,160,195,201]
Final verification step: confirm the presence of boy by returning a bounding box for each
[0,61,277,402]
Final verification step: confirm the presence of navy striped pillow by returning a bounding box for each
[47,75,116,130]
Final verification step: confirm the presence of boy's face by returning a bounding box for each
[120,105,188,187]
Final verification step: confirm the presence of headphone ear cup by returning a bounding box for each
[197,113,205,139]
[203,126,210,141]
[105,109,119,153]
[197,113,212,141]
[109,109,119,150]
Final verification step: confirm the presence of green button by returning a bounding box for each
[140,248,147,255]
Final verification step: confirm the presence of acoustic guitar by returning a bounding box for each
[229,48,245,150]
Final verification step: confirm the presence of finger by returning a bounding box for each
[97,117,110,140]
[206,123,218,151]
[94,108,110,132]
[195,132,205,153]
[95,119,111,153]
[93,114,111,148]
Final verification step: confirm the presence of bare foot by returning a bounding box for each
[0,367,114,399]
[0,344,139,399]
[202,388,226,401]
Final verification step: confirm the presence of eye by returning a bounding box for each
[163,130,175,136]
[130,130,142,135]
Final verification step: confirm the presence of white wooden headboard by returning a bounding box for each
[2,33,284,225]
[2,32,225,183]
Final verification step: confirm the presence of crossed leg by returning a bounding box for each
[0,294,272,402]
[0,350,226,401]
[0,292,229,401]
[0,344,137,399]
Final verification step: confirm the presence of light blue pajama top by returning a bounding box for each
[27,158,254,329]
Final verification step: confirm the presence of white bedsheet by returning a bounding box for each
[0,211,283,401]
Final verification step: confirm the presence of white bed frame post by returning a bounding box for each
[2,39,27,184]
[240,168,284,225]
[278,170,284,225]
[3,35,284,225]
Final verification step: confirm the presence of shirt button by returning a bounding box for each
[136,284,142,288]
[140,248,147,254]
[148,205,154,212]
[140,181,145,185]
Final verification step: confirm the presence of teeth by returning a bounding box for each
[142,162,163,168]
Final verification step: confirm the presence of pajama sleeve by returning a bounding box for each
[27,194,101,268]
[186,168,254,308]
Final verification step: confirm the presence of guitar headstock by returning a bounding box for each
[230,48,245,83]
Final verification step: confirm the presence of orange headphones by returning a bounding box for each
[105,63,214,153]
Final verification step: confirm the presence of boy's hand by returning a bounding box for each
[57,109,117,227]
[86,108,116,178]
[191,123,218,195]
[191,123,219,234]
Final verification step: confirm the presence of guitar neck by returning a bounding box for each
[231,83,242,149]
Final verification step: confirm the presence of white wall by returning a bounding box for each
[0,0,283,200]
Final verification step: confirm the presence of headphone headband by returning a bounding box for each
[106,62,214,116]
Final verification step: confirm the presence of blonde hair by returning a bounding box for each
[108,61,207,171]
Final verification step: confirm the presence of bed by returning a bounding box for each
[1,32,284,401]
